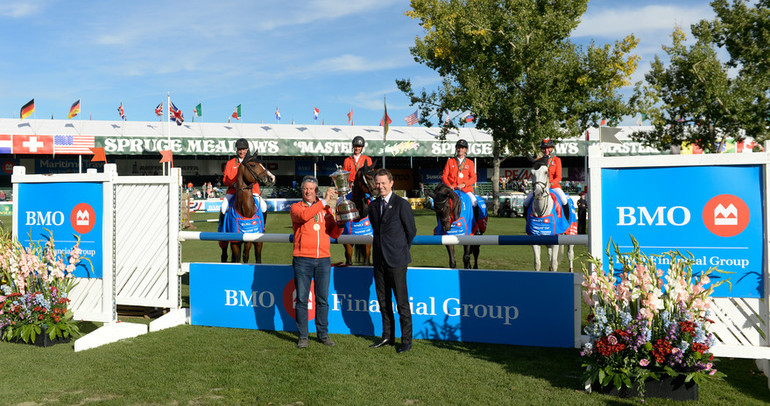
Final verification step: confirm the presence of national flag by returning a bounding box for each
[347,108,353,125]
[600,119,606,126]
[314,107,319,120]
[159,150,174,166]
[275,106,281,121]
[677,116,685,123]
[20,99,35,119]
[13,135,54,154]
[169,101,184,125]
[405,110,418,126]
[194,103,202,117]
[118,102,126,120]
[68,99,81,119]
[0,135,11,154]
[463,113,474,123]
[381,100,391,137]
[90,147,106,162]
[232,104,241,120]
[641,113,647,122]
[154,103,164,116]
[54,135,95,154]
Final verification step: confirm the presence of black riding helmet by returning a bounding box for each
[456,139,469,149]
[540,138,555,149]
[352,136,365,147]
[235,138,249,150]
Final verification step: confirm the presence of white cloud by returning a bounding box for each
[0,3,41,18]
[574,5,714,38]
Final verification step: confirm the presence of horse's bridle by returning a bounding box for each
[239,160,265,190]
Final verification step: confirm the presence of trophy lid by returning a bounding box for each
[330,167,351,190]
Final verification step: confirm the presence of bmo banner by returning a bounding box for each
[601,165,763,298]
[190,264,575,347]
[16,182,104,278]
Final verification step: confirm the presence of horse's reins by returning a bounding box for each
[238,160,265,191]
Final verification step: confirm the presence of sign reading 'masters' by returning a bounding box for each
[601,165,764,298]
[16,182,103,278]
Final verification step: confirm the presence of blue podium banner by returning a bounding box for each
[601,165,764,298]
[16,182,103,278]
[190,264,575,348]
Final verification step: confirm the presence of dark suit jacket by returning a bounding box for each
[370,193,417,268]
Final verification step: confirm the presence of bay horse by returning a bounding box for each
[220,154,274,263]
[342,161,376,266]
[526,156,575,272]
[428,183,486,269]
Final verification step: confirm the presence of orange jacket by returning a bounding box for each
[546,155,562,189]
[223,157,260,195]
[291,199,343,258]
[442,157,477,193]
[342,154,373,183]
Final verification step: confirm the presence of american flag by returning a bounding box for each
[54,135,95,155]
[404,110,419,126]
[169,101,184,125]
[154,103,163,116]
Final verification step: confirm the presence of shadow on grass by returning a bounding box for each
[262,329,297,344]
[427,339,585,391]
[718,357,768,404]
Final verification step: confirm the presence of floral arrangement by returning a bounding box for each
[580,238,724,396]
[0,231,85,344]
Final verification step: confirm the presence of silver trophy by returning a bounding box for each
[329,166,360,222]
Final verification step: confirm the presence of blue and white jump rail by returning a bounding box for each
[177,231,588,246]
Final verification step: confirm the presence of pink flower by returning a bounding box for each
[608,335,618,345]
[640,359,650,366]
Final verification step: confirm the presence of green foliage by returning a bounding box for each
[399,0,638,155]
[630,1,770,150]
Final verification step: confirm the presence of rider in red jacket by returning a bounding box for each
[524,138,570,219]
[442,139,478,208]
[342,136,373,187]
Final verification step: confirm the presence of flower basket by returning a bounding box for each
[592,374,698,401]
[0,232,87,345]
[580,238,724,399]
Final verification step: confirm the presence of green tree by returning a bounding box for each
[397,0,638,205]
[630,0,769,151]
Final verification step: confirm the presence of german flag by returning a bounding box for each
[20,99,34,119]
[68,99,81,119]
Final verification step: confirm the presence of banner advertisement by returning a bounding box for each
[15,182,104,278]
[190,264,575,347]
[601,165,764,298]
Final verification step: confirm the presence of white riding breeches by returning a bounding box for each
[221,193,267,214]
[523,187,569,207]
[466,191,478,207]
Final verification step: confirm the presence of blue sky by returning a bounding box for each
[0,0,714,127]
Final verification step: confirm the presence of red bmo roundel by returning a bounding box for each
[702,194,749,237]
[70,203,96,234]
[282,279,316,321]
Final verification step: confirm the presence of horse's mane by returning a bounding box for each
[351,162,376,216]
[432,183,461,221]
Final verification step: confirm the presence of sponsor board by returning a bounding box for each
[601,165,763,298]
[189,198,300,213]
[190,264,575,347]
[16,182,103,278]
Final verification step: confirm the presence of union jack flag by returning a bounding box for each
[169,101,184,125]
[117,103,126,120]
[155,103,163,116]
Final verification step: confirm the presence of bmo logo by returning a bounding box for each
[702,194,749,237]
[616,206,691,226]
[282,279,316,320]
[70,203,96,234]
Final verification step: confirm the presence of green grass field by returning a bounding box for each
[0,212,768,405]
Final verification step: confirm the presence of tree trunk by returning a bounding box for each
[491,141,501,214]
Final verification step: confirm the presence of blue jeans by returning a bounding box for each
[292,256,331,340]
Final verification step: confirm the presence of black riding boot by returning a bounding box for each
[562,204,571,221]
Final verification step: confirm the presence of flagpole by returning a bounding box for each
[166,92,171,176]
[382,97,387,169]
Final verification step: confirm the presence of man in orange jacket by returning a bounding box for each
[442,138,479,211]
[342,136,373,187]
[290,176,342,349]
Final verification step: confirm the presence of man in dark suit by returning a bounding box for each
[369,168,417,353]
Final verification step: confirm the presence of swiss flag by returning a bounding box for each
[13,135,53,154]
